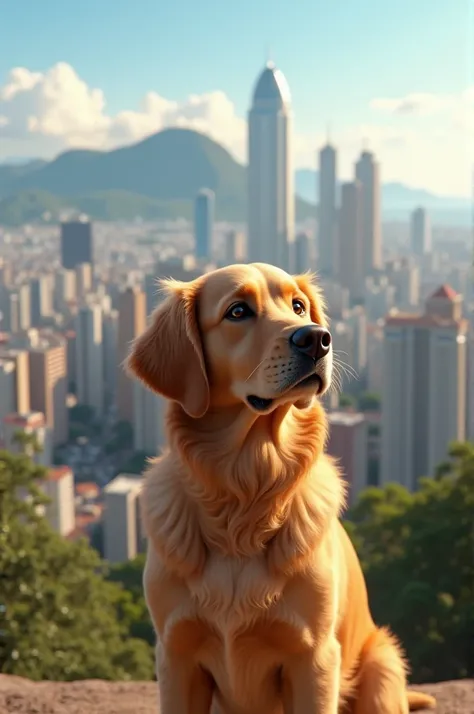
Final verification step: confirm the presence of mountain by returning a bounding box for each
[295,170,471,225]
[0,129,315,225]
[0,130,469,226]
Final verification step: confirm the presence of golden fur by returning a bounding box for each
[127,263,436,714]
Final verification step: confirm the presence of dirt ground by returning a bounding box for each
[0,677,473,714]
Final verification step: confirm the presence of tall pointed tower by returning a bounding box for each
[247,62,294,271]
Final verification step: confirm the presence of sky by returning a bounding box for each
[0,0,473,195]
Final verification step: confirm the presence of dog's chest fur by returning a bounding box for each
[188,552,286,629]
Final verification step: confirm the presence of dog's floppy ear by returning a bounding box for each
[294,272,328,327]
[127,279,209,418]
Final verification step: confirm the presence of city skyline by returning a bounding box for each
[0,0,472,196]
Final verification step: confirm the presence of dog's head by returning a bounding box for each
[127,263,332,418]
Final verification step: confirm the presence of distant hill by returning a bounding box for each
[0,129,314,225]
[295,169,471,225]
[0,129,469,226]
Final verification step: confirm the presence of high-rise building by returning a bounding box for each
[410,207,431,256]
[0,349,30,416]
[30,275,53,327]
[103,474,144,563]
[317,143,337,277]
[103,309,119,403]
[22,331,68,446]
[194,189,215,260]
[117,287,146,423]
[60,220,93,270]
[5,284,31,333]
[338,181,364,301]
[355,150,382,274]
[42,467,76,536]
[224,230,246,266]
[294,232,311,273]
[247,62,294,270]
[0,360,16,427]
[75,262,93,300]
[54,268,76,313]
[327,412,368,505]
[133,380,166,454]
[386,259,420,311]
[75,303,104,417]
[381,285,467,490]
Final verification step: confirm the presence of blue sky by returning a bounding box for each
[0,0,473,194]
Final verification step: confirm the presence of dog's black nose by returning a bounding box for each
[290,325,332,361]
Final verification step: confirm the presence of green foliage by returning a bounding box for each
[107,555,154,646]
[348,441,474,683]
[0,447,154,681]
[357,392,381,412]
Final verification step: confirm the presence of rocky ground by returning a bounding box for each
[0,676,473,714]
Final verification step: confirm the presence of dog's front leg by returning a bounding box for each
[157,644,214,714]
[282,638,341,714]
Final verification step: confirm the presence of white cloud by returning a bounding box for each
[370,87,474,121]
[0,62,472,196]
[0,63,246,162]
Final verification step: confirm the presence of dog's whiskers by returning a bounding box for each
[245,358,268,382]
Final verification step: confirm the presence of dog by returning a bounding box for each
[127,263,436,714]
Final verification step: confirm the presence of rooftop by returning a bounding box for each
[48,466,73,482]
[329,412,366,427]
[252,61,291,109]
[104,474,143,495]
[3,411,45,427]
[429,284,458,301]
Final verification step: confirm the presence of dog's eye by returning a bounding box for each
[292,299,306,316]
[225,302,254,321]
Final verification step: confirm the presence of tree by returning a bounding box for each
[0,447,154,681]
[347,441,474,683]
[108,555,155,646]
[357,392,381,412]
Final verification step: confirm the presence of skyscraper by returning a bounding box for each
[194,189,215,260]
[60,220,93,270]
[410,207,431,256]
[381,285,467,490]
[294,231,311,273]
[247,62,294,270]
[75,303,104,417]
[117,287,146,423]
[338,181,364,301]
[27,332,68,446]
[355,151,382,274]
[317,143,337,277]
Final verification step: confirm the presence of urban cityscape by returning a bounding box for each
[1,6,473,695]
[0,60,472,562]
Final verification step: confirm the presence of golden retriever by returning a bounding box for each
[127,263,436,714]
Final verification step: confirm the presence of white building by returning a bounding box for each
[0,360,16,427]
[103,308,119,401]
[410,207,431,256]
[103,474,144,564]
[247,62,294,271]
[381,285,467,490]
[75,302,104,416]
[42,467,75,536]
[54,268,76,313]
[133,380,166,454]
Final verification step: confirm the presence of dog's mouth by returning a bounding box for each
[247,373,323,412]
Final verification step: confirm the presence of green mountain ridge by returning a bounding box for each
[0,129,315,225]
